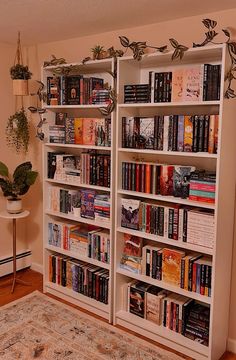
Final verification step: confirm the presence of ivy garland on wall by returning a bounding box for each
[119,18,236,99]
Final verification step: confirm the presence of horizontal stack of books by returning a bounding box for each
[124,84,150,103]
[189,171,216,204]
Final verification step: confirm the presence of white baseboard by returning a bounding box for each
[227,338,236,354]
[0,250,31,277]
[31,262,43,274]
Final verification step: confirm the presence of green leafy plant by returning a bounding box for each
[10,64,32,80]
[6,108,30,153]
[91,45,105,60]
[0,161,38,199]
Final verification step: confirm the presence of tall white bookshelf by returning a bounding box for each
[42,58,115,322]
[114,43,236,360]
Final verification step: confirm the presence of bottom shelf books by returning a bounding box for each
[48,253,109,304]
[126,280,210,346]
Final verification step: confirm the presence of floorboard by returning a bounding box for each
[0,269,235,360]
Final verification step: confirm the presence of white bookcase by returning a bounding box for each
[41,45,236,359]
[114,44,236,360]
[42,58,115,322]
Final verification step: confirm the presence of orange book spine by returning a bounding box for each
[145,164,151,193]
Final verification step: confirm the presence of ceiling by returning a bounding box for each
[1,0,236,45]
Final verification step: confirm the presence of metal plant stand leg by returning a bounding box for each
[11,218,31,293]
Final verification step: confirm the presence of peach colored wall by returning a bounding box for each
[0,43,30,259]
[27,7,236,342]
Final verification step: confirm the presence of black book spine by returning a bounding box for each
[192,115,199,153]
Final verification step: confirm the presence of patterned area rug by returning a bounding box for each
[0,291,186,359]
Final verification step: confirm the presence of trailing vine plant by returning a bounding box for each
[119,18,236,98]
[6,108,30,153]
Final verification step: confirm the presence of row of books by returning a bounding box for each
[48,186,110,221]
[49,116,111,146]
[120,235,212,296]
[48,151,111,188]
[48,254,109,304]
[122,162,216,202]
[121,200,215,248]
[126,280,209,345]
[48,221,110,264]
[47,75,109,106]
[122,114,218,153]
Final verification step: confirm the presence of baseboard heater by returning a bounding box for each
[0,250,32,277]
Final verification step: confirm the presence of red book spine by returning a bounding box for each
[145,164,151,193]
[136,163,140,191]
[192,262,197,292]
[146,204,151,233]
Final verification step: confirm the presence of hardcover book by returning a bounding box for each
[66,75,81,105]
[83,118,96,145]
[171,69,183,102]
[160,165,174,196]
[121,198,140,230]
[74,118,83,145]
[129,281,150,318]
[80,189,95,219]
[162,248,185,286]
[173,166,196,198]
[55,112,67,125]
[182,66,203,101]
[139,117,155,149]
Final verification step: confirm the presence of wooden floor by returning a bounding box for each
[0,268,235,360]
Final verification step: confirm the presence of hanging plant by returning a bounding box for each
[6,108,30,153]
[10,32,32,96]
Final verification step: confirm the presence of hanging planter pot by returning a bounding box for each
[12,79,29,96]
[10,32,32,96]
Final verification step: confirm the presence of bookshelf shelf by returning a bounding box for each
[118,101,220,108]
[45,244,110,270]
[43,58,115,323]
[114,43,236,360]
[44,281,110,320]
[116,310,209,359]
[46,178,111,192]
[45,209,111,229]
[117,268,211,304]
[117,189,215,209]
[45,143,111,151]
[118,148,218,159]
[116,226,213,255]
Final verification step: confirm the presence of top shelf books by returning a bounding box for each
[118,44,223,104]
[43,59,113,107]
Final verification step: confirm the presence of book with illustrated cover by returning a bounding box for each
[55,112,67,125]
[182,66,203,101]
[83,118,96,145]
[74,118,83,144]
[129,281,150,318]
[121,198,140,230]
[171,69,183,102]
[95,118,106,146]
[160,165,174,196]
[139,117,155,149]
[145,286,163,324]
[48,222,62,247]
[65,117,75,144]
[80,189,95,219]
[173,166,196,198]
[184,115,193,152]
[122,234,143,257]
[162,248,185,286]
[120,234,143,274]
[66,75,81,105]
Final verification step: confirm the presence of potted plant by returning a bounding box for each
[6,108,30,153]
[0,161,38,214]
[10,32,32,95]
